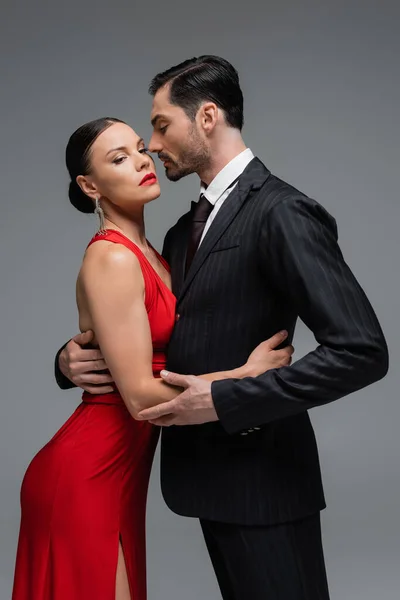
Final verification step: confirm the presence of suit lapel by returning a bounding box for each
[177,158,271,306]
[170,209,193,297]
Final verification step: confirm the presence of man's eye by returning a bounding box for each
[113,156,127,164]
[159,125,168,134]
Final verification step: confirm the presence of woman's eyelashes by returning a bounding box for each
[112,155,127,165]
[111,147,149,165]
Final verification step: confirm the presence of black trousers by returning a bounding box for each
[200,513,330,600]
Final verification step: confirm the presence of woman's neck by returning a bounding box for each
[102,207,147,248]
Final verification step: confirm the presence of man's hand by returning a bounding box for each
[246,331,294,376]
[137,371,217,426]
[59,331,114,394]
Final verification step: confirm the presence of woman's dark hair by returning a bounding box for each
[66,117,125,213]
[148,55,244,130]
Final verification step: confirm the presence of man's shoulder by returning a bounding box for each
[164,209,192,239]
[260,169,306,204]
[247,158,306,205]
[257,169,333,219]
[252,172,337,243]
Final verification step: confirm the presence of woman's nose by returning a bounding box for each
[137,151,151,170]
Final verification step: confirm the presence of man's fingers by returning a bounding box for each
[72,330,94,346]
[80,372,113,385]
[88,359,108,371]
[72,359,107,372]
[68,332,105,361]
[65,337,103,363]
[159,370,193,389]
[83,385,114,394]
[137,399,178,421]
[266,330,288,350]
[70,349,104,363]
[149,415,177,427]
[275,345,295,366]
[80,350,104,362]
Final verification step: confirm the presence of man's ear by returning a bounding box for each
[198,102,219,134]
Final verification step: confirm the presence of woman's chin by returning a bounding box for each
[143,184,161,203]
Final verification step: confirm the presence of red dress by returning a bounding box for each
[12,230,176,600]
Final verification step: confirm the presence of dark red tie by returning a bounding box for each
[185,194,214,274]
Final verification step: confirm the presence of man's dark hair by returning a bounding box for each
[149,55,244,130]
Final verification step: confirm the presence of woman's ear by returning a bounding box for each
[76,175,98,201]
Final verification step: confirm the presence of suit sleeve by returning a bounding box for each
[54,342,77,390]
[211,196,389,433]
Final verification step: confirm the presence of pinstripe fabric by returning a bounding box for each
[54,158,388,525]
[160,157,388,525]
[200,513,330,600]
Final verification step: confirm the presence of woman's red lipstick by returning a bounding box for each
[139,173,157,186]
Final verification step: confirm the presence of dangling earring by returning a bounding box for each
[94,197,106,234]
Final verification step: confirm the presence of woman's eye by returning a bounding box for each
[159,126,168,134]
[113,156,127,164]
[138,147,149,154]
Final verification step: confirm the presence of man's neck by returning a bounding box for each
[199,130,248,186]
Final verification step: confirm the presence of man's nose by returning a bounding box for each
[148,133,161,154]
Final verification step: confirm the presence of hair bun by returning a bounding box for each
[68,180,94,214]
[66,117,124,214]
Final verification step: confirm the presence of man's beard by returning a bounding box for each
[162,159,194,182]
[160,126,210,182]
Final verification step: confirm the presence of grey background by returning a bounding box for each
[1,0,399,598]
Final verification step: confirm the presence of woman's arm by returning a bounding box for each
[81,243,292,419]
[81,243,182,418]
[198,331,292,382]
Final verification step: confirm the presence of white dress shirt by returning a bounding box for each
[198,148,254,246]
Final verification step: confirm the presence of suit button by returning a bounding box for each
[175,314,181,322]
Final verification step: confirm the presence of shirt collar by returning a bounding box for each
[200,148,254,206]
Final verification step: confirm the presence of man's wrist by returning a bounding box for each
[54,342,76,390]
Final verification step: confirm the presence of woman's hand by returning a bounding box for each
[246,331,294,377]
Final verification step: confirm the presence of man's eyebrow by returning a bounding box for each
[151,114,167,127]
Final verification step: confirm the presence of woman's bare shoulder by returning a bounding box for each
[78,240,143,291]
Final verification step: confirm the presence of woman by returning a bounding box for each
[12,117,293,600]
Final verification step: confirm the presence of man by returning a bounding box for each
[56,56,388,599]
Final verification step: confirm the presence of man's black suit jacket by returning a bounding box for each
[55,158,388,526]
[159,157,388,525]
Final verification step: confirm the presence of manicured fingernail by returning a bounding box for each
[160,370,169,377]
[280,330,288,336]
